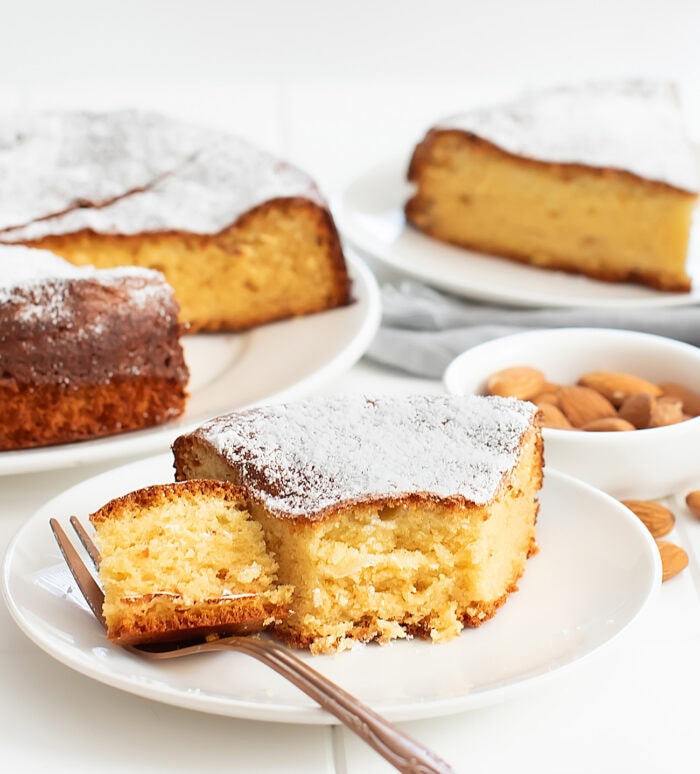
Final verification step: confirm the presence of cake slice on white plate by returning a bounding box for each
[406,81,699,292]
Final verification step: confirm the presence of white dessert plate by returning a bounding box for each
[332,157,700,308]
[2,454,660,724]
[0,251,380,477]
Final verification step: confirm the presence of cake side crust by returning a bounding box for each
[0,377,187,451]
[0,249,189,450]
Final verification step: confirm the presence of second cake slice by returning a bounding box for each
[406,82,698,292]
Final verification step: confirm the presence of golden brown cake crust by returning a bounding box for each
[89,478,249,523]
[406,130,695,293]
[107,596,291,647]
[0,377,187,451]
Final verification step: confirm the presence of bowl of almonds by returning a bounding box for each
[444,328,700,499]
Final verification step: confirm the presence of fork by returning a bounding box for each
[50,516,454,774]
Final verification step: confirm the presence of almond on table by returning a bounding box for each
[620,499,675,538]
[657,541,689,582]
[685,490,700,518]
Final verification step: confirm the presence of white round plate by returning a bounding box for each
[0,252,380,476]
[332,158,700,308]
[3,454,660,724]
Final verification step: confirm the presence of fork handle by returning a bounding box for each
[218,638,454,773]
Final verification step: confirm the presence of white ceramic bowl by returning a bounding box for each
[444,328,700,499]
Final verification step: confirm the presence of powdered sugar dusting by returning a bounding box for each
[0,245,78,283]
[0,244,169,328]
[196,395,537,517]
[0,110,323,242]
[438,81,699,193]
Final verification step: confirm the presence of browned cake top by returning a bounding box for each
[436,81,699,193]
[189,394,538,519]
[0,246,189,386]
[0,110,324,243]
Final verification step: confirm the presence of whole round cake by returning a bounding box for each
[0,110,352,332]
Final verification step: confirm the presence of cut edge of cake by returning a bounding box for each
[90,479,294,646]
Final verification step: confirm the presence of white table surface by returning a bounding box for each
[3,2,700,770]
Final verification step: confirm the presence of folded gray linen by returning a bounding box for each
[366,281,700,378]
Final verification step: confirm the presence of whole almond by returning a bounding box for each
[657,541,689,582]
[649,396,684,427]
[582,417,636,432]
[685,490,700,518]
[487,366,545,400]
[620,499,675,538]
[557,385,617,428]
[659,382,700,417]
[538,402,574,429]
[618,393,654,429]
[578,371,662,407]
[532,390,560,407]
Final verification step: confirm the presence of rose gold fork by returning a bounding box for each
[50,516,454,774]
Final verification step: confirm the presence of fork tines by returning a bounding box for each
[49,518,106,629]
[69,515,102,568]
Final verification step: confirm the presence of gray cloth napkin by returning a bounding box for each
[366,281,700,378]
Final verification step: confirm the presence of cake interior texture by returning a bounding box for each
[90,480,293,646]
[172,395,543,654]
[406,131,696,292]
[32,199,351,333]
[248,425,540,653]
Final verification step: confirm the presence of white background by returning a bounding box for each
[2,0,700,193]
[2,2,700,772]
